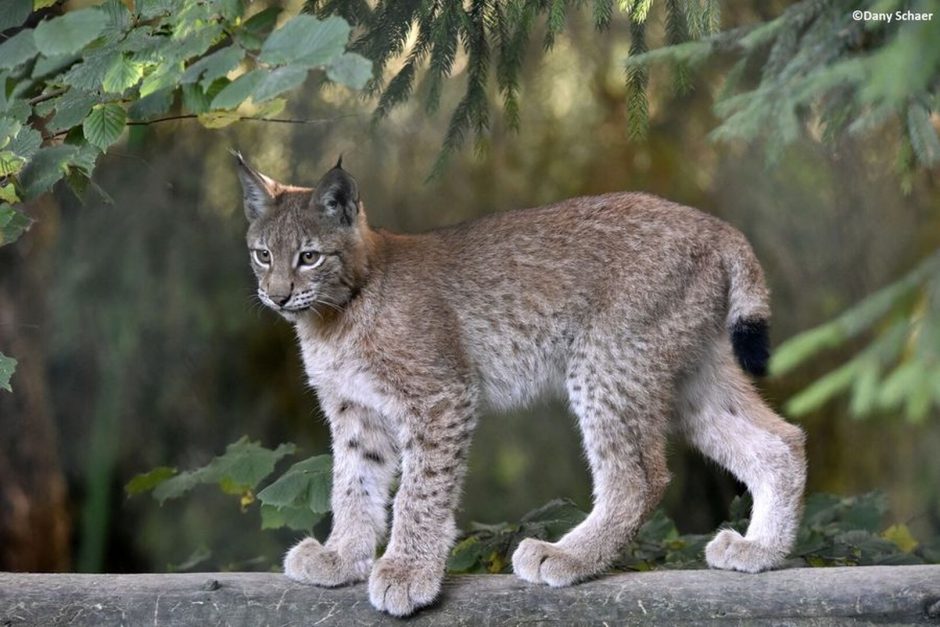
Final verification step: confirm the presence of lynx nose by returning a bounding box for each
[271,292,291,307]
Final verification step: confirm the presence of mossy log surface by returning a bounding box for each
[2,565,940,625]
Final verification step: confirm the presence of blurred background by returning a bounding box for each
[1,0,939,574]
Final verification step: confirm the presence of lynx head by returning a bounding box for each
[235,152,370,320]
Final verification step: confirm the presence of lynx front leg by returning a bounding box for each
[285,400,397,587]
[368,393,477,617]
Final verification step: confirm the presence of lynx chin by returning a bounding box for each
[235,153,806,617]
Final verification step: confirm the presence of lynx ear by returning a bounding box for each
[312,160,359,227]
[232,150,279,222]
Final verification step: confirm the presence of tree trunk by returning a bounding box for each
[0,194,70,571]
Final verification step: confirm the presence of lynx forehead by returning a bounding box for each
[236,153,806,617]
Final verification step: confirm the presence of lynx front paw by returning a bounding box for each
[367,556,443,617]
[511,538,592,587]
[705,529,785,573]
[283,538,371,587]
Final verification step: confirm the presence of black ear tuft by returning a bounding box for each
[232,150,278,222]
[334,155,343,170]
[313,166,359,227]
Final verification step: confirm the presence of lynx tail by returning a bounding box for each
[721,231,772,377]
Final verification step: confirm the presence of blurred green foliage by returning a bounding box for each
[310,0,720,172]
[773,251,940,422]
[0,353,15,392]
[128,444,940,572]
[452,492,940,574]
[127,439,330,531]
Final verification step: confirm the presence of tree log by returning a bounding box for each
[2,566,939,625]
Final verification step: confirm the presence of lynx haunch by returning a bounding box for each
[235,154,806,617]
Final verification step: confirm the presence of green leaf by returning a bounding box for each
[0,30,38,71]
[128,88,174,121]
[0,151,26,176]
[882,523,918,553]
[49,90,99,133]
[252,66,307,103]
[0,352,16,392]
[326,53,372,89]
[67,141,102,177]
[182,83,210,114]
[259,15,350,67]
[152,437,295,504]
[242,6,281,34]
[260,503,324,531]
[137,0,182,19]
[0,184,19,204]
[139,63,183,98]
[62,51,120,91]
[102,54,144,94]
[2,100,31,126]
[243,6,281,32]
[210,69,266,110]
[125,466,178,496]
[520,498,586,534]
[8,127,41,161]
[33,53,80,80]
[18,144,77,199]
[100,0,133,41]
[236,6,282,50]
[0,205,33,247]
[0,119,20,149]
[181,46,244,88]
[82,103,126,150]
[256,454,331,513]
[0,0,31,32]
[448,536,483,572]
[217,0,243,21]
[33,8,109,57]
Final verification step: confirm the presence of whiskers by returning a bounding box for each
[314,298,344,314]
[246,290,269,318]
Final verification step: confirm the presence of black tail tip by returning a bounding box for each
[731,318,770,377]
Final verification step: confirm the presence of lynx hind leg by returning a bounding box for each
[681,338,806,573]
[512,360,671,587]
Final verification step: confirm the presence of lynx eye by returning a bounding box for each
[299,251,324,268]
[253,249,271,265]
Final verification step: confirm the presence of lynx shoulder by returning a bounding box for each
[236,154,805,617]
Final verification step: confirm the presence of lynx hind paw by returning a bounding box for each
[511,538,593,587]
[368,556,443,617]
[705,529,785,573]
[283,538,370,587]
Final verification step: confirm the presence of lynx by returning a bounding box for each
[235,153,806,616]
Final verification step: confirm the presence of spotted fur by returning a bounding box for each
[236,155,806,616]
